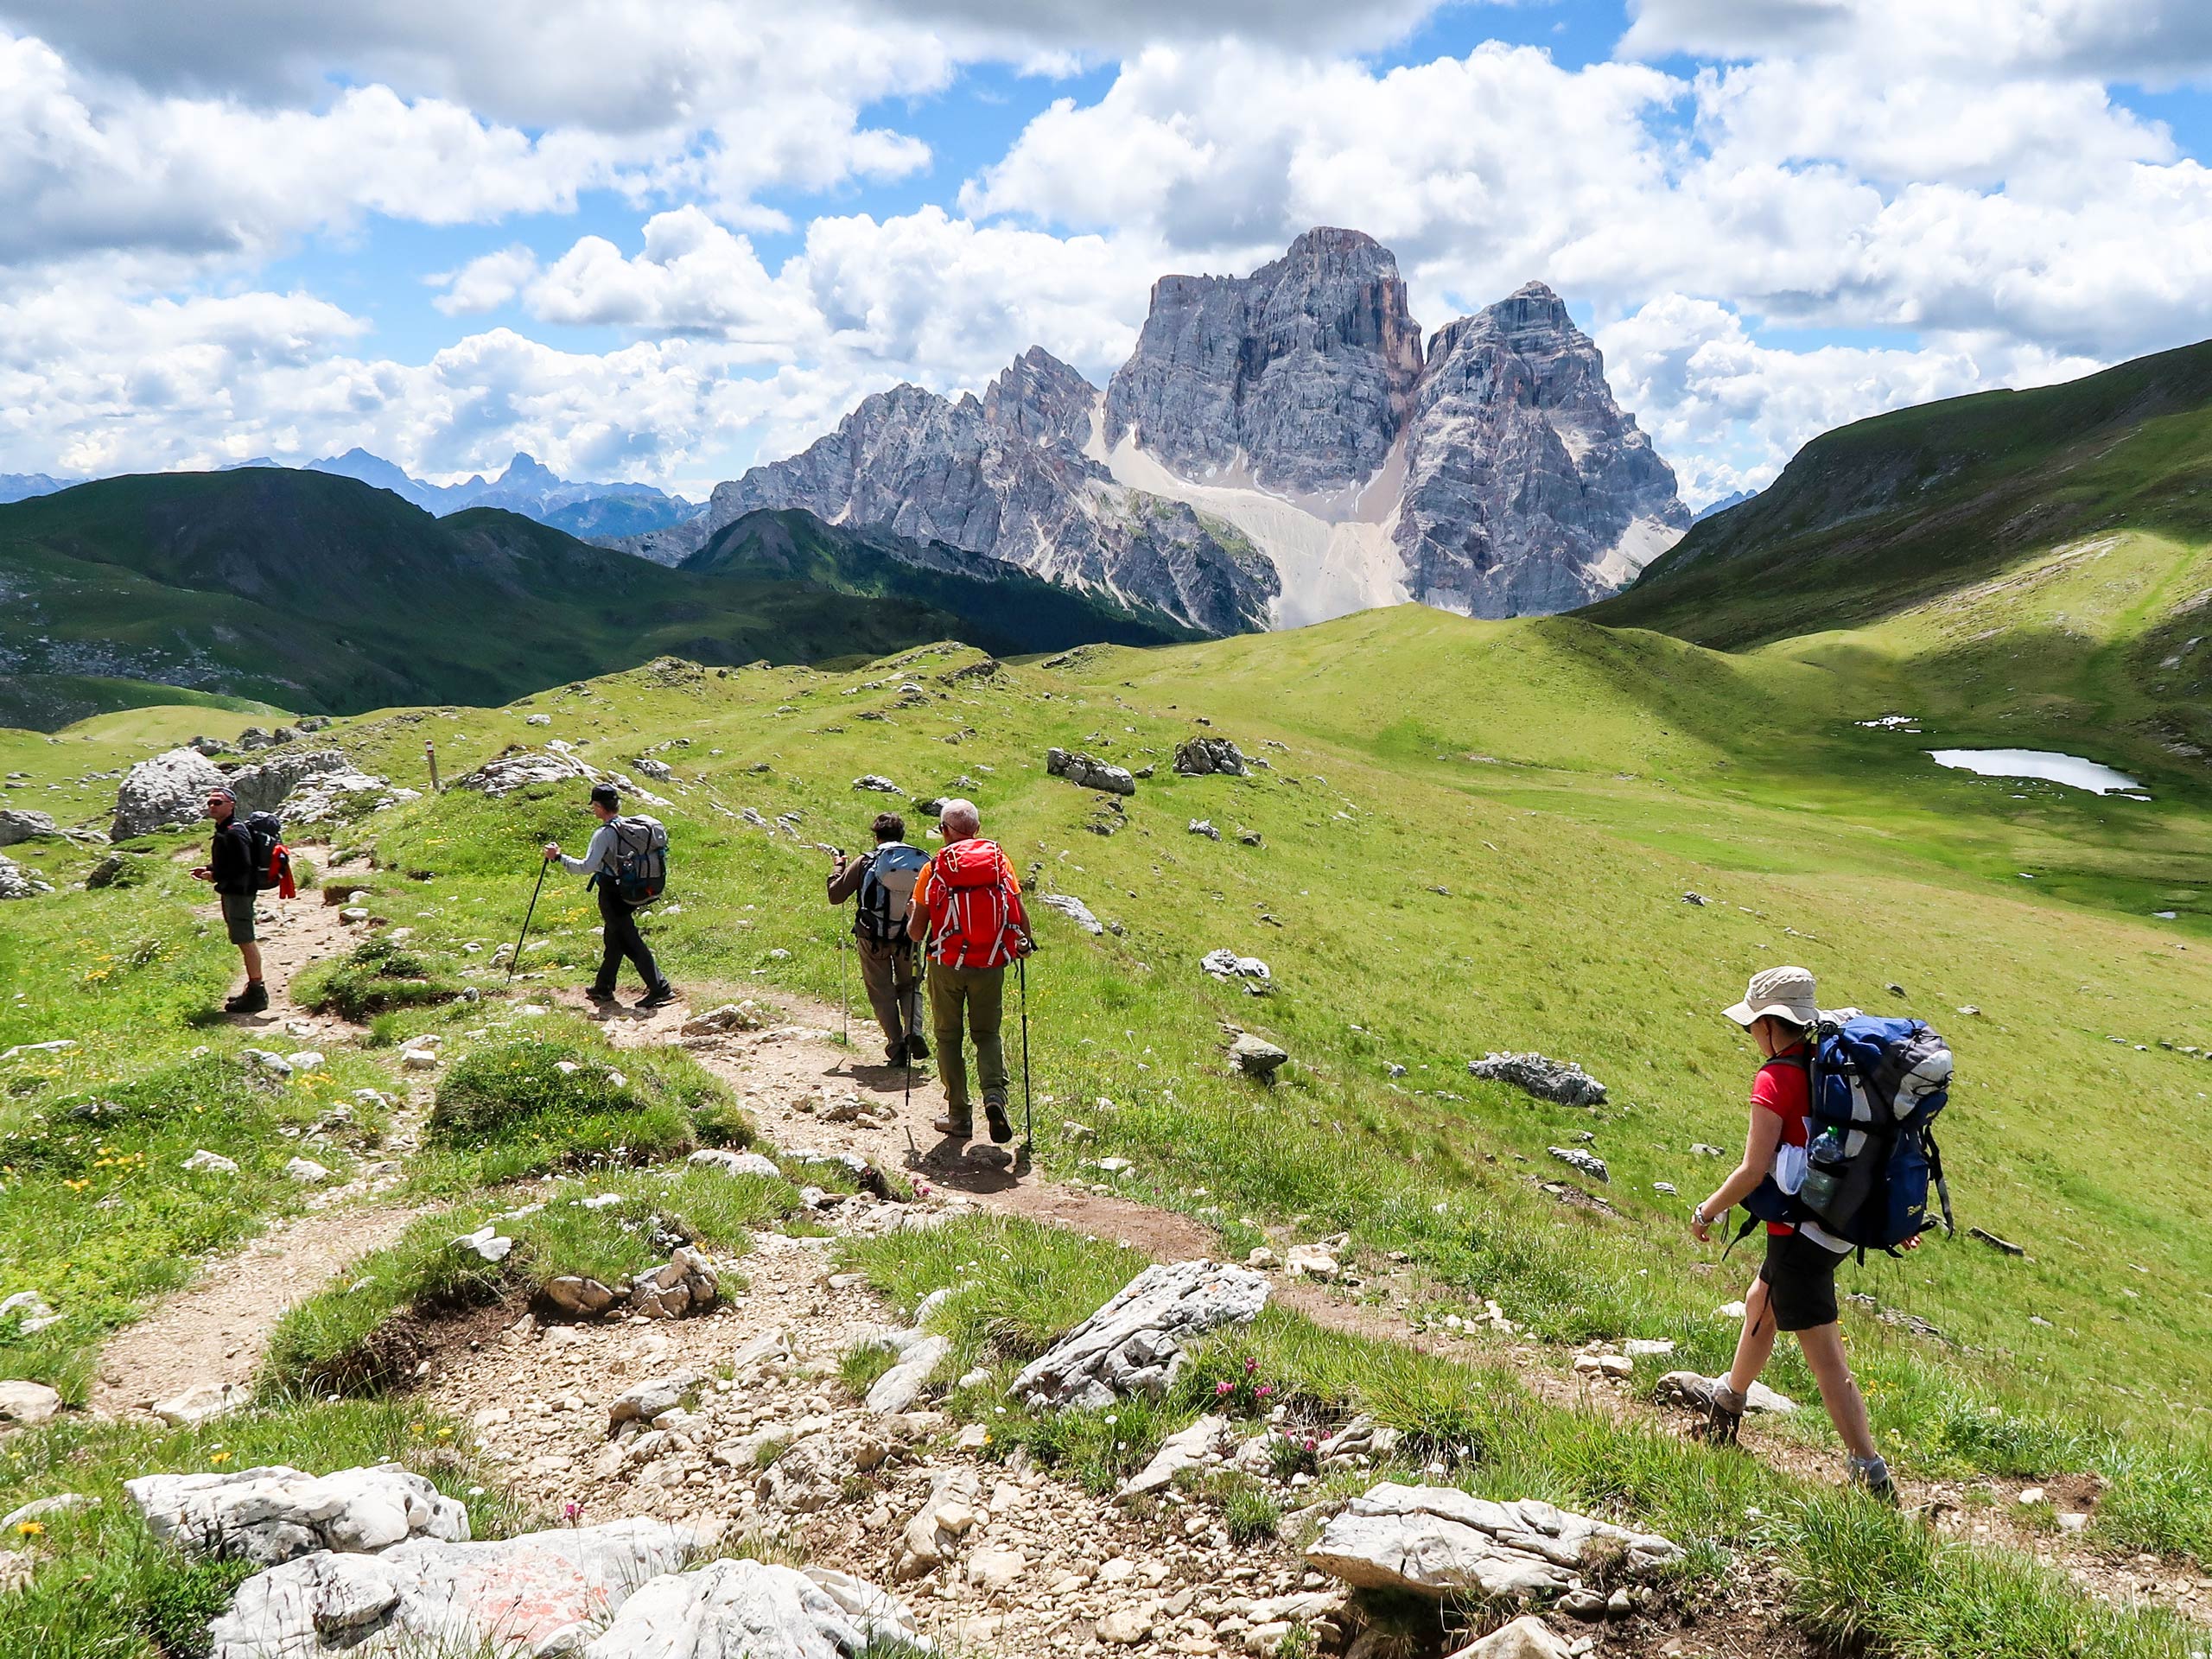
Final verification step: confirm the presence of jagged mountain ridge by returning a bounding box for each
[637,228,1687,633]
[307,448,702,538]
[628,349,1279,637]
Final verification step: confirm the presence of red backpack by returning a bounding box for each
[923,840,1027,969]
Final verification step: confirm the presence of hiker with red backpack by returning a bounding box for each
[192,784,295,1014]
[1684,964,1954,1502]
[909,798,1031,1144]
[826,811,929,1067]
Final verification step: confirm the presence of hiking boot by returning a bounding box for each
[885,1041,906,1068]
[1698,1380,1747,1446]
[639,983,677,1009]
[225,982,269,1015]
[586,984,618,1003]
[1849,1456,1899,1505]
[932,1115,973,1141]
[983,1090,1014,1146]
[906,1034,930,1062]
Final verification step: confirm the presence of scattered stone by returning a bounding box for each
[681,1001,769,1037]
[207,1517,708,1658]
[0,810,61,848]
[1046,749,1136,796]
[1452,1615,1573,1659]
[83,852,143,889]
[860,1332,951,1418]
[400,1048,439,1071]
[543,1276,623,1317]
[629,1248,720,1319]
[181,1149,240,1175]
[1039,893,1105,936]
[0,1294,60,1336]
[1246,1247,1281,1270]
[1306,1484,1681,1601]
[284,1157,332,1184]
[1,1491,92,1531]
[1174,737,1249,778]
[608,1371,707,1430]
[1690,1142,1725,1158]
[853,775,903,794]
[1121,1414,1239,1503]
[588,1557,924,1658]
[151,1382,251,1428]
[1968,1227,2025,1257]
[1470,1052,1607,1107]
[1654,1371,1796,1414]
[453,1226,514,1264]
[127,1464,468,1566]
[1572,1354,1633,1380]
[1622,1338,1675,1359]
[1237,830,1264,847]
[526,713,552,726]
[1008,1260,1270,1411]
[1546,1147,1608,1184]
[0,1380,61,1433]
[1229,1033,1289,1082]
[1284,1244,1339,1282]
[689,1147,783,1180]
[1200,948,1271,985]
[1681,893,1710,907]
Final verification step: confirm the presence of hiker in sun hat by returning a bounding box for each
[826,810,929,1066]
[908,798,1030,1145]
[1686,963,1903,1500]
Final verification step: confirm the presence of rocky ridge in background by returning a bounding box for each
[638,228,1686,632]
[626,350,1278,637]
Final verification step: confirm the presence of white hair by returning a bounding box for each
[938,798,981,839]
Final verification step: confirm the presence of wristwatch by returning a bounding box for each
[1691,1203,1713,1228]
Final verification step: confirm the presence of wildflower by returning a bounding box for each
[1215,1381,1234,1396]
[209,1451,233,1466]
[16,1521,44,1538]
[1243,1357,1257,1376]
[1255,1383,1274,1399]
[563,1502,582,1525]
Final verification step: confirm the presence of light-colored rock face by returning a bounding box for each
[1305,1483,1681,1601]
[0,809,60,848]
[1106,227,1425,499]
[111,747,229,840]
[126,1463,470,1567]
[207,1517,707,1659]
[650,349,1279,637]
[1395,283,1689,617]
[1007,1260,1270,1411]
[0,1380,61,1426]
[582,1556,924,1659]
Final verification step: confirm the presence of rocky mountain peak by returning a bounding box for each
[1105,225,1424,498]
[982,347,1098,450]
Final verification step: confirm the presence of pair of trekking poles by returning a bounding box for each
[840,925,1034,1152]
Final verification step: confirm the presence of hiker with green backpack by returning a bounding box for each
[826,811,929,1067]
[543,782,677,1009]
[1683,964,1954,1501]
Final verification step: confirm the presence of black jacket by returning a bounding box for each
[210,818,256,895]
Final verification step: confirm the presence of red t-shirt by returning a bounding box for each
[1751,1046,1813,1237]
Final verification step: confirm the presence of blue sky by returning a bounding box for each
[3,0,2209,507]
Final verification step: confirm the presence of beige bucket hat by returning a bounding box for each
[1725,964,1818,1027]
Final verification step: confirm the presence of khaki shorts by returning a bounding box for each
[219,890,257,944]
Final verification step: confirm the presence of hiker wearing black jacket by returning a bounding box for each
[543,783,676,1008]
[826,812,927,1067]
[190,785,267,1014]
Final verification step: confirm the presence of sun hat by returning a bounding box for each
[1724,964,1818,1027]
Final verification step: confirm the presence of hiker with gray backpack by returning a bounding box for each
[1683,964,1955,1501]
[825,811,929,1067]
[543,782,677,1008]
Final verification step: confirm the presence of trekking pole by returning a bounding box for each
[508,858,549,985]
[840,933,850,1047]
[1018,951,1033,1152]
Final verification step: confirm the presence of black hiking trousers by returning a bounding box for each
[594,880,666,996]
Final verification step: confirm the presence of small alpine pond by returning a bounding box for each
[1927,748,2146,796]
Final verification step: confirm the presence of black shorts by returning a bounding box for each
[1758,1230,1845,1332]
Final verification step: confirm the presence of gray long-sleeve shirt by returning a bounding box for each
[554,822,620,878]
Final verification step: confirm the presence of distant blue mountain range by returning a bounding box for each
[1693,488,1758,523]
[2,451,701,542]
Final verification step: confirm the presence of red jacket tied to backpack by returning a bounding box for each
[911,838,1030,969]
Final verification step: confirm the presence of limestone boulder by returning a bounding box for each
[111,747,228,839]
[1007,1260,1269,1411]
[1469,1052,1607,1108]
[1306,1484,1680,1602]
[1173,737,1249,778]
[126,1463,467,1566]
[582,1556,923,1659]
[1046,749,1136,797]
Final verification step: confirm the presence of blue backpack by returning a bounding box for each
[1744,1014,1955,1255]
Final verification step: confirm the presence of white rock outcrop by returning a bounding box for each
[1305,1484,1681,1601]
[1007,1261,1269,1411]
[111,747,229,839]
[582,1557,926,1659]
[126,1464,469,1566]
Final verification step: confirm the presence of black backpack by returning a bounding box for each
[241,811,293,895]
[856,843,928,943]
[606,815,669,907]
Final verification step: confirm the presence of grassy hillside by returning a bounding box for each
[687,507,1202,654]
[0,676,279,735]
[7,603,2212,1654]
[0,471,1200,717]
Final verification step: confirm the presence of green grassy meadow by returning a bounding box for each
[5,589,2212,1654]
